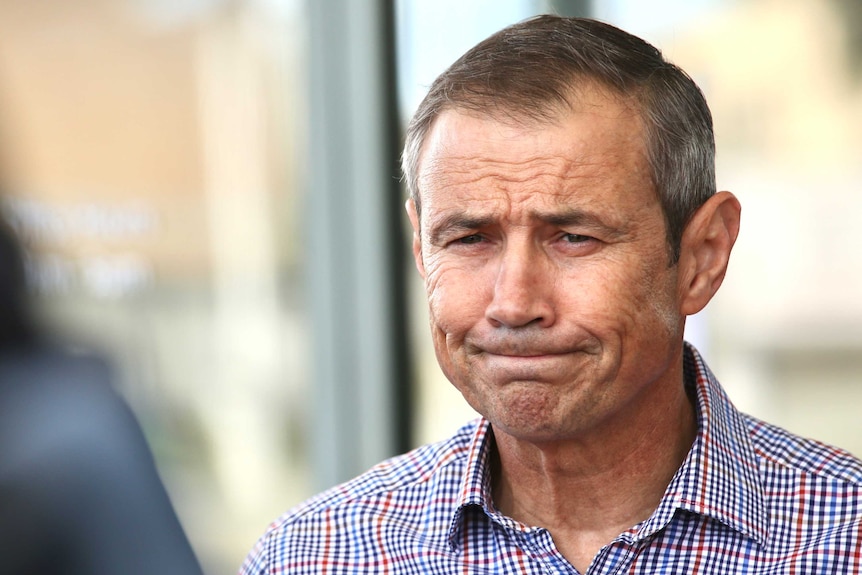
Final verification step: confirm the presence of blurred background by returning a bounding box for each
[0,0,860,572]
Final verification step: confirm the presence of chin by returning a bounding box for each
[491,418,578,444]
[487,388,607,443]
[486,401,572,441]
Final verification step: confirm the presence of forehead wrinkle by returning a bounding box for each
[420,154,577,194]
[417,110,649,201]
[416,109,656,236]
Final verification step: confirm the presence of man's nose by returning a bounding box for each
[484,243,555,329]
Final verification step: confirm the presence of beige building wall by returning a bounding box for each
[667,0,862,456]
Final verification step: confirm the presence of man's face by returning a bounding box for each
[408,88,689,444]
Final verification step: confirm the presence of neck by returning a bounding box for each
[490,362,697,571]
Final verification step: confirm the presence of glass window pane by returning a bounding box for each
[0,1,310,571]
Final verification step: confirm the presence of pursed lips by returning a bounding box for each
[484,350,562,358]
[465,336,601,368]
[472,347,576,374]
[472,351,574,384]
[462,330,602,363]
[469,340,582,358]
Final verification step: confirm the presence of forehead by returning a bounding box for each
[416,89,652,214]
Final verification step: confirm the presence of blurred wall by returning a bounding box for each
[0,0,309,572]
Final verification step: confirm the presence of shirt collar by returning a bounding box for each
[447,342,769,550]
[447,417,495,549]
[649,343,769,545]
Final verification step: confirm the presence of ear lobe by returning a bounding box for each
[405,199,426,278]
[678,191,741,316]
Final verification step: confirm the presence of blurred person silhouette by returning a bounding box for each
[0,215,204,574]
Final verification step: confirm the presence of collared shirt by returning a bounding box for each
[240,344,862,574]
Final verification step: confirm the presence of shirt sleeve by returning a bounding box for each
[0,350,204,575]
[238,532,271,575]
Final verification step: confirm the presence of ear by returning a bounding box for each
[405,198,426,279]
[677,191,741,316]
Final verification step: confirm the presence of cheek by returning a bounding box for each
[567,257,678,338]
[562,258,631,311]
[424,266,488,385]
[424,260,489,339]
[609,260,681,340]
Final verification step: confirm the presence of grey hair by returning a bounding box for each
[401,15,715,263]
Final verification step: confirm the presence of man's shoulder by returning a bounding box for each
[742,412,862,486]
[268,418,481,534]
[238,420,483,574]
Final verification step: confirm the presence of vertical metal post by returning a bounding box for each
[542,0,591,17]
[305,0,408,491]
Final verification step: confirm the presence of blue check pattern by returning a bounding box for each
[240,344,862,574]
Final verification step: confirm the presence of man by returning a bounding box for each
[241,15,862,574]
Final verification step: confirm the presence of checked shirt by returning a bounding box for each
[240,344,862,574]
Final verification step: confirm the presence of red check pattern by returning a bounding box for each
[240,344,862,574]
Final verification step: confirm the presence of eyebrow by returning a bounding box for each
[425,207,625,245]
[426,214,495,245]
[539,208,625,239]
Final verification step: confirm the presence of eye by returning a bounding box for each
[555,232,600,256]
[457,234,484,245]
[562,233,591,244]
